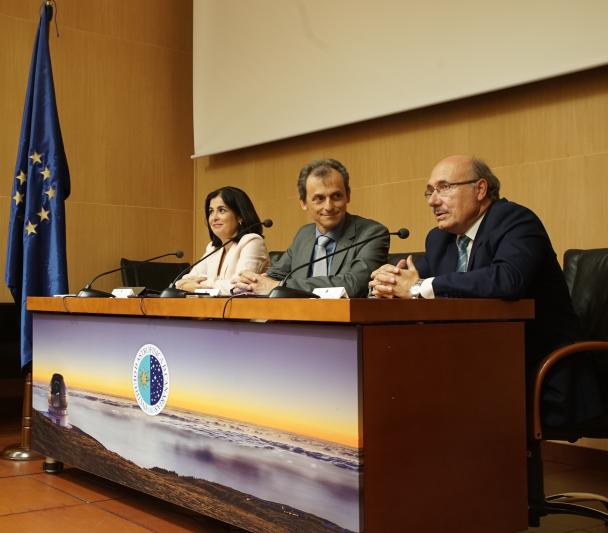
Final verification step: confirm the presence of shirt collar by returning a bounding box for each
[315,217,346,242]
[462,212,486,241]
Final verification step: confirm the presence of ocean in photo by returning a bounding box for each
[33,383,361,531]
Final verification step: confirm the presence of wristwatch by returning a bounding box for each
[409,279,424,299]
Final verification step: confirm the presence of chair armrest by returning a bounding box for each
[533,341,608,439]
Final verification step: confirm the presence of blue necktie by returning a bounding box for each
[312,235,332,277]
[456,235,471,272]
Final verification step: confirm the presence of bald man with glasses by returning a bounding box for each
[370,154,601,428]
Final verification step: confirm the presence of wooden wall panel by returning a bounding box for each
[0,1,193,302]
[0,0,191,52]
[500,155,608,255]
[51,24,193,210]
[66,202,192,293]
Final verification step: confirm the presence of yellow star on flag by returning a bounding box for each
[45,186,56,200]
[25,220,38,235]
[12,191,24,205]
[40,166,52,180]
[38,207,50,221]
[29,151,42,164]
[16,170,26,185]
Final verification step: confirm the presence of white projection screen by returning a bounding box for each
[193,0,608,157]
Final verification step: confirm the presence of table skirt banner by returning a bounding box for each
[32,314,361,533]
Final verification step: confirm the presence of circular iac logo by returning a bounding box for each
[132,344,170,416]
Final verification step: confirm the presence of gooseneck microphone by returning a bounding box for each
[159,219,273,298]
[268,228,409,299]
[77,250,185,298]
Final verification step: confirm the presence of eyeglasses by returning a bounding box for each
[424,179,480,199]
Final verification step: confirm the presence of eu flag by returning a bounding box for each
[5,4,70,367]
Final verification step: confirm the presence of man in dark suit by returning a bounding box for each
[370,154,601,426]
[237,159,388,298]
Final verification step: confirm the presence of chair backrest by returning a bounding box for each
[120,259,190,292]
[268,250,285,265]
[388,251,425,266]
[564,248,608,340]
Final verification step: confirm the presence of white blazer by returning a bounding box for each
[180,233,269,295]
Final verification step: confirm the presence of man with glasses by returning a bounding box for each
[369,154,600,427]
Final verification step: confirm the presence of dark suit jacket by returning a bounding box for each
[416,199,602,426]
[266,213,389,298]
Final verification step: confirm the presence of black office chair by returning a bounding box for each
[528,248,608,526]
[268,250,285,265]
[120,258,190,292]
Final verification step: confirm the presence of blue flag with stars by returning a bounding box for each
[5,4,70,367]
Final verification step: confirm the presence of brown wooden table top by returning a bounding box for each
[28,296,534,324]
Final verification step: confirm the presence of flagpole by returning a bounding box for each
[2,0,69,463]
[1,373,42,461]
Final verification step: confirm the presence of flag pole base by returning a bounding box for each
[0,372,42,462]
[1,445,42,461]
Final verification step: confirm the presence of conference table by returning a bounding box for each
[28,296,533,533]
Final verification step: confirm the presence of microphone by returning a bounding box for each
[159,219,273,298]
[77,250,185,298]
[268,228,409,299]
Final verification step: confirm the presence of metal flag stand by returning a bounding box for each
[1,372,42,461]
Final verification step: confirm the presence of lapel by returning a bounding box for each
[206,245,223,280]
[218,242,239,278]
[440,234,458,274]
[330,214,356,275]
[292,225,317,278]
[467,200,498,271]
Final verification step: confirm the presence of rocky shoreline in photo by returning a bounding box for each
[32,410,355,533]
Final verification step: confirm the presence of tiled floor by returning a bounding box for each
[1,417,607,532]
[0,418,243,532]
[527,458,608,533]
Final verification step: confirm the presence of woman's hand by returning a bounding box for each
[175,276,207,292]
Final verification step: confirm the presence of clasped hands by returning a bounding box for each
[175,276,210,292]
[234,271,280,294]
[369,256,420,299]
[233,256,420,297]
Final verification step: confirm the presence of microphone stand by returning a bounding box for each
[77,251,184,298]
[160,219,273,298]
[77,287,115,299]
[268,228,409,299]
[158,249,224,298]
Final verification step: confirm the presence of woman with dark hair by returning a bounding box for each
[176,187,269,294]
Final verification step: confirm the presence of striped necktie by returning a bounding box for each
[312,235,332,277]
[456,235,471,272]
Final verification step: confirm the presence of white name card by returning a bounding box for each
[312,287,349,299]
[111,288,137,298]
[194,288,220,297]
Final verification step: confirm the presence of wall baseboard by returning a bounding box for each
[543,441,608,472]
